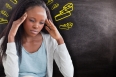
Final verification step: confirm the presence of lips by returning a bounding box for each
[30,30,38,34]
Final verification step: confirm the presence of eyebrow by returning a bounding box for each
[29,17,36,19]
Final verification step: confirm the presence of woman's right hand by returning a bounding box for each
[8,12,27,42]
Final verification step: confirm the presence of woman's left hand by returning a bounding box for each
[45,19,64,44]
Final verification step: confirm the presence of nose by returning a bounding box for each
[33,23,39,29]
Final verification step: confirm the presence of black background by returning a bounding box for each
[1,0,116,77]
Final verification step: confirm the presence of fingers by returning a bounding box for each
[45,19,54,33]
[45,19,56,31]
[45,26,51,32]
[48,19,55,27]
[45,19,53,28]
[9,12,27,39]
[16,12,27,25]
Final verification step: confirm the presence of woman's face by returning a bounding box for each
[23,6,47,37]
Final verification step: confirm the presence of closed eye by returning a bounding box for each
[29,19,35,22]
[39,22,45,24]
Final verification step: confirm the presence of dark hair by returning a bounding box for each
[0,0,53,58]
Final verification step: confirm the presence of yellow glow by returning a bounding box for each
[1,10,9,17]
[51,3,59,10]
[0,18,8,24]
[5,3,12,9]
[55,3,74,21]
[47,0,53,5]
[59,22,73,30]
[10,0,18,4]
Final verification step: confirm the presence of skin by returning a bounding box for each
[8,6,64,53]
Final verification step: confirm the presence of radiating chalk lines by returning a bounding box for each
[47,0,74,30]
[0,0,18,24]
[0,0,74,30]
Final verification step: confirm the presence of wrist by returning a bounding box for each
[8,35,15,42]
[56,37,64,45]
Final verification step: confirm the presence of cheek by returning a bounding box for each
[25,19,32,26]
[41,24,44,28]
[23,21,30,31]
[23,20,32,28]
[39,24,45,30]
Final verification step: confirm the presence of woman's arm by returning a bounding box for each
[53,43,74,77]
[45,19,74,77]
[1,12,27,77]
[2,42,19,77]
[0,37,19,77]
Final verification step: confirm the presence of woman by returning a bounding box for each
[0,0,74,77]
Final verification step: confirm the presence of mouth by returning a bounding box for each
[30,30,39,34]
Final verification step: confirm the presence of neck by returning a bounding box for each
[22,33,42,43]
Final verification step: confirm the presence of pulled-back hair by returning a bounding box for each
[0,0,53,58]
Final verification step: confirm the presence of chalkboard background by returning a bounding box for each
[0,0,116,77]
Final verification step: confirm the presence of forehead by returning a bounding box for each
[26,6,47,19]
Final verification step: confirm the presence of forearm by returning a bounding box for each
[54,44,74,77]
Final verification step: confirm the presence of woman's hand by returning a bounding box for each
[8,12,27,42]
[45,19,64,45]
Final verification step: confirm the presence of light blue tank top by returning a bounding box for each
[19,41,47,77]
